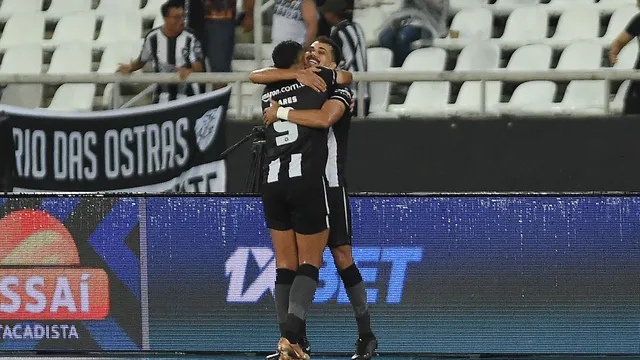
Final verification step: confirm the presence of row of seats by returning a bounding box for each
[0,41,143,110]
[448,0,636,15]
[0,11,143,50]
[0,0,165,20]
[356,5,638,48]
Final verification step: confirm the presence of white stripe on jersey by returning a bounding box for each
[289,153,302,178]
[325,127,339,187]
[267,158,281,183]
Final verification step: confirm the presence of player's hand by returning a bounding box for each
[296,67,326,92]
[264,99,280,126]
[177,67,193,80]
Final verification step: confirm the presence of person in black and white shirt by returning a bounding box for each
[117,0,204,104]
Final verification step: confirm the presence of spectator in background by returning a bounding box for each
[378,0,448,67]
[320,0,369,115]
[316,0,353,37]
[272,0,319,48]
[185,0,206,46]
[116,0,204,103]
[609,2,640,114]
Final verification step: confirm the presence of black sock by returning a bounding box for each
[284,264,319,344]
[275,268,297,337]
[340,263,373,337]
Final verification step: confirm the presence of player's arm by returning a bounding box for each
[610,14,640,64]
[266,98,346,128]
[250,67,328,92]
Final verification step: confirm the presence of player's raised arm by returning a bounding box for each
[264,86,352,128]
[250,67,328,92]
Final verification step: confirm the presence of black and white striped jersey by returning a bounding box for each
[139,27,204,103]
[330,19,369,101]
[325,85,352,188]
[261,67,337,184]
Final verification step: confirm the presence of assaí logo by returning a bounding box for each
[0,210,110,340]
[225,246,423,304]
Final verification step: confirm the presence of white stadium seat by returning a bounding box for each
[45,12,96,49]
[387,82,451,117]
[0,44,43,75]
[448,81,502,115]
[95,12,143,47]
[597,0,637,14]
[367,47,394,114]
[48,84,96,111]
[353,7,386,47]
[95,0,141,16]
[611,80,630,114]
[450,0,489,13]
[546,7,600,48]
[553,80,607,115]
[231,59,273,72]
[499,6,548,49]
[0,0,42,21]
[556,41,602,70]
[601,6,638,45]
[455,42,501,71]
[433,8,493,50]
[614,40,638,69]
[45,0,92,20]
[153,13,164,28]
[48,42,93,74]
[0,12,45,50]
[546,0,596,15]
[401,47,446,71]
[99,40,144,108]
[507,44,552,71]
[141,0,165,19]
[498,81,557,115]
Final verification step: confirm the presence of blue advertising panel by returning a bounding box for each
[146,196,640,354]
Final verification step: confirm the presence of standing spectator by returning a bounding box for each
[117,0,204,103]
[316,0,353,37]
[185,0,206,46]
[272,0,318,48]
[378,0,448,67]
[320,0,369,115]
[609,3,640,114]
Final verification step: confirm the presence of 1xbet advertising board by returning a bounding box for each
[146,196,640,354]
[0,197,142,350]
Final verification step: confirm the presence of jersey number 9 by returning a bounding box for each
[273,116,299,146]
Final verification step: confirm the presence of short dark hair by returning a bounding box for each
[161,0,184,17]
[315,36,342,65]
[272,40,304,69]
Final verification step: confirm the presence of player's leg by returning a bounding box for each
[278,178,330,360]
[327,186,377,360]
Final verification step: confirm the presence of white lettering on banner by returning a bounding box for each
[103,119,190,180]
[53,131,99,181]
[12,128,46,179]
[0,324,79,340]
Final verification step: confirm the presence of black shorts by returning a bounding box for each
[262,177,329,235]
[327,186,353,248]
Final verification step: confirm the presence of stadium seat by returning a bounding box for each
[45,12,96,49]
[234,43,274,60]
[99,40,144,108]
[545,7,600,48]
[597,0,637,14]
[353,7,386,47]
[95,0,141,16]
[45,0,92,20]
[506,44,552,70]
[0,12,45,50]
[611,80,630,114]
[1,85,44,108]
[231,59,273,72]
[387,82,451,117]
[141,0,164,19]
[499,6,548,49]
[0,44,43,75]
[95,12,143,47]
[153,13,164,28]
[48,84,96,111]
[498,81,557,115]
[492,0,540,16]
[447,81,502,115]
[601,6,638,46]
[379,2,402,15]
[556,40,602,70]
[455,42,501,71]
[546,0,596,15]
[48,42,93,74]
[553,80,607,115]
[0,0,42,21]
[228,84,263,119]
[366,47,393,114]
[433,8,493,50]
[614,40,638,69]
[401,47,446,70]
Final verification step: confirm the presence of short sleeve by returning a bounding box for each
[138,36,152,63]
[317,66,337,88]
[330,85,352,110]
[190,37,204,64]
[626,14,640,37]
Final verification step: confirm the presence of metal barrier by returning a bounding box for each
[2,69,639,117]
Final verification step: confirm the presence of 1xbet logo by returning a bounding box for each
[225,247,423,304]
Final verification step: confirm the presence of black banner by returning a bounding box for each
[225,116,640,193]
[6,87,230,192]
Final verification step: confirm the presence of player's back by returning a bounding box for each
[261,67,336,183]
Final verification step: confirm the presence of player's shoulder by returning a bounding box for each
[315,66,337,84]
